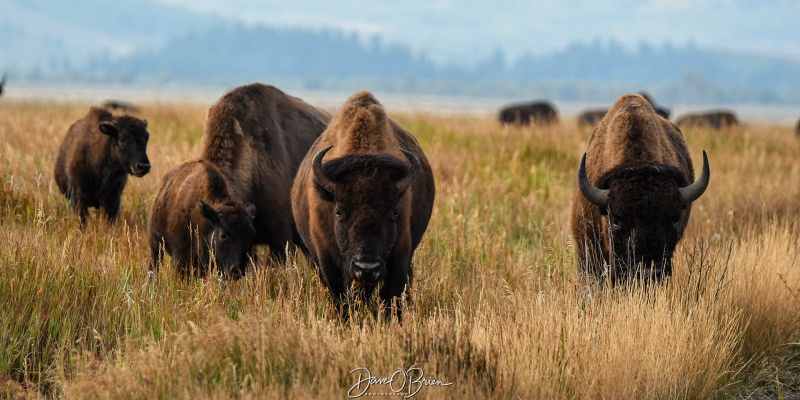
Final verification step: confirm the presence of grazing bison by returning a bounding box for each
[498,101,559,125]
[571,94,710,283]
[577,109,608,128]
[148,160,256,279]
[291,90,435,319]
[675,110,739,130]
[637,91,671,119]
[201,83,331,262]
[54,105,151,226]
[101,100,140,113]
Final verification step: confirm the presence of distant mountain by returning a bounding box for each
[95,24,440,83]
[0,0,226,72]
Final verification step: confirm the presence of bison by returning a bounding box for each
[675,110,739,130]
[291,90,435,319]
[0,74,6,97]
[577,109,608,128]
[571,94,710,283]
[148,160,256,279]
[201,83,331,263]
[498,101,559,125]
[54,105,151,226]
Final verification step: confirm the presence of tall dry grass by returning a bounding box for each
[0,99,798,399]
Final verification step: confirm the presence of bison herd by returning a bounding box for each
[47,81,756,319]
[501,91,746,132]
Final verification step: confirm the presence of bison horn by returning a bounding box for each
[312,145,337,195]
[679,150,710,204]
[396,150,420,193]
[577,153,609,208]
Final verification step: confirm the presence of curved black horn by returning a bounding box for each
[679,150,710,203]
[577,153,609,208]
[312,146,337,194]
[396,150,420,193]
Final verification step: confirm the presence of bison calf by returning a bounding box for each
[148,160,256,279]
[55,106,151,226]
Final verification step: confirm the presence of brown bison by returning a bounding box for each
[498,101,558,125]
[201,83,331,262]
[571,94,710,283]
[675,110,739,130]
[55,105,151,226]
[291,90,435,319]
[148,160,256,279]
[577,109,608,128]
[101,100,140,113]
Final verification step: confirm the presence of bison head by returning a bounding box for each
[578,151,710,282]
[312,146,419,291]
[198,200,256,279]
[99,116,151,177]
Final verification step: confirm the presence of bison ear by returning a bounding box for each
[198,200,220,225]
[98,123,118,137]
[244,203,256,221]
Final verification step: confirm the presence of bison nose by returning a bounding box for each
[353,260,383,282]
[137,162,151,173]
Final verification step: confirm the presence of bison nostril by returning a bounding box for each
[138,163,151,170]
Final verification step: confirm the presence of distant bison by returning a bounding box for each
[571,94,710,283]
[101,100,140,113]
[577,109,608,128]
[675,110,739,130]
[148,160,256,279]
[55,105,151,226]
[578,92,669,128]
[201,83,331,262]
[292,90,435,319]
[795,117,800,136]
[0,74,6,97]
[498,101,558,125]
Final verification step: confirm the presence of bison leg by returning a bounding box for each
[149,238,165,273]
[379,255,412,321]
[103,197,121,225]
[69,193,89,227]
[314,253,349,317]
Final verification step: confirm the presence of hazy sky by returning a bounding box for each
[153,0,800,64]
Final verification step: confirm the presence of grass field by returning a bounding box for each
[1,99,798,399]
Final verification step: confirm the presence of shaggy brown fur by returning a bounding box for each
[498,101,558,125]
[148,160,256,279]
[675,110,740,130]
[570,93,708,283]
[54,106,151,226]
[291,90,435,320]
[201,83,331,261]
[577,93,669,128]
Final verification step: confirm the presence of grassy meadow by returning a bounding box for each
[0,98,799,399]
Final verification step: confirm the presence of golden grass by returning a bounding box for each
[0,100,798,399]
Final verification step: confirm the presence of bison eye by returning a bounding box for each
[334,208,343,219]
[392,209,399,220]
[219,232,229,241]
